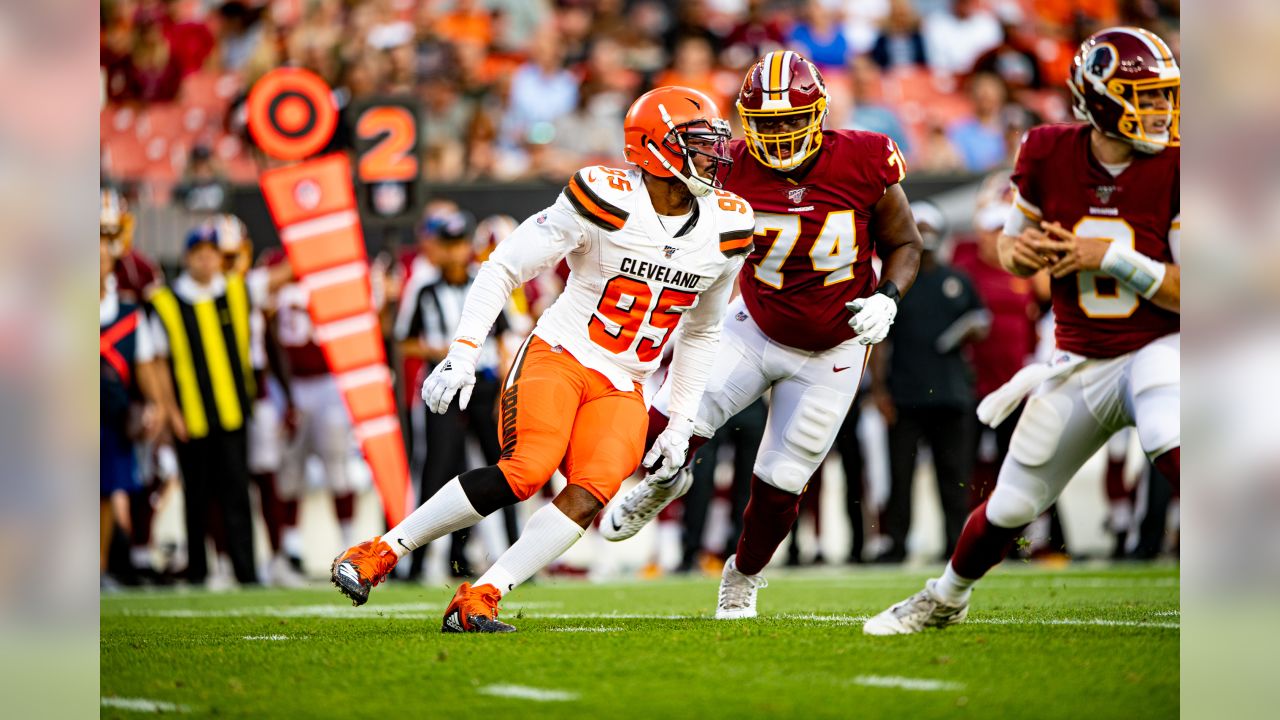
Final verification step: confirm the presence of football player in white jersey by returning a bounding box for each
[332,86,756,632]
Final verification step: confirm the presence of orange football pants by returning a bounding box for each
[496,336,647,504]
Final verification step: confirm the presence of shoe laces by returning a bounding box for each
[349,539,396,586]
[719,566,767,609]
[461,583,503,619]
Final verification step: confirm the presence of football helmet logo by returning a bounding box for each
[736,51,829,171]
[99,187,134,257]
[1069,27,1180,154]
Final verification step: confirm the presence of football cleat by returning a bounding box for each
[862,579,969,636]
[330,536,398,607]
[441,582,516,633]
[599,467,695,541]
[715,554,768,620]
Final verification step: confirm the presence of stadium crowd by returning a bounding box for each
[99,0,1181,589]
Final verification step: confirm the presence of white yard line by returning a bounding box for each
[101,697,190,713]
[548,626,624,633]
[851,675,964,692]
[242,635,297,641]
[116,607,1178,629]
[477,684,579,702]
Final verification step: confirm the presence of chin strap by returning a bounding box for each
[646,103,715,197]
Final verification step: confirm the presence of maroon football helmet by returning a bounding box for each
[1069,27,1180,154]
[736,50,829,171]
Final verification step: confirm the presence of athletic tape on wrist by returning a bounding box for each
[1100,243,1166,299]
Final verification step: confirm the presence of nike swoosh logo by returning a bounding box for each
[398,539,412,552]
[833,366,851,373]
[611,515,624,532]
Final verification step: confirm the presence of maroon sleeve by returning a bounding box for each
[1010,126,1056,213]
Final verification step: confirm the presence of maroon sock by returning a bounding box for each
[1153,448,1179,496]
[333,492,356,522]
[280,498,299,528]
[733,475,803,575]
[949,500,1027,580]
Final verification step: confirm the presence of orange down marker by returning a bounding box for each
[250,68,410,527]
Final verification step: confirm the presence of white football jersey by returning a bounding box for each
[454,165,755,417]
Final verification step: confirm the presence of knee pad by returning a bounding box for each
[985,482,1042,528]
[783,393,846,457]
[1009,395,1066,467]
[753,453,809,494]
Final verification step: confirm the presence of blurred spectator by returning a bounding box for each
[215,1,270,73]
[498,28,578,173]
[722,0,787,70]
[871,202,988,562]
[617,1,672,76]
[654,36,730,115]
[787,0,852,70]
[553,0,598,67]
[840,0,892,55]
[834,397,870,563]
[923,0,1002,76]
[971,4,1045,92]
[101,188,164,304]
[913,120,966,174]
[419,79,472,182]
[438,0,494,48]
[869,0,929,71]
[173,145,229,214]
[840,56,911,157]
[121,21,184,102]
[947,72,1010,172]
[487,0,555,53]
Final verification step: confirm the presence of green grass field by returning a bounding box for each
[101,562,1178,719]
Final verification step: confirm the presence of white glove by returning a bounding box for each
[845,293,897,346]
[420,341,480,415]
[642,414,696,484]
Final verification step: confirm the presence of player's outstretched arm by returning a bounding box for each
[422,200,588,414]
[870,184,923,295]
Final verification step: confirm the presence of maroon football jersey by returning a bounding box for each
[1012,124,1179,358]
[725,129,906,351]
[261,248,330,377]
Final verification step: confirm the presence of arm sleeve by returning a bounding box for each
[452,197,589,344]
[664,257,744,420]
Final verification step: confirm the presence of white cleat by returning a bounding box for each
[862,579,969,636]
[715,554,768,619]
[599,467,695,541]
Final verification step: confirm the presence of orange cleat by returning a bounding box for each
[441,582,516,633]
[330,536,398,606]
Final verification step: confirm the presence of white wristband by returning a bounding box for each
[1100,243,1167,299]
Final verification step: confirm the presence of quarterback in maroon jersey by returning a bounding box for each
[866,26,1181,635]
[602,50,923,619]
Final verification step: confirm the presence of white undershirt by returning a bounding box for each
[1100,160,1130,177]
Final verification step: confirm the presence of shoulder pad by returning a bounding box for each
[710,189,755,258]
[563,166,636,232]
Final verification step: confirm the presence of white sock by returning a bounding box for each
[282,527,303,559]
[475,504,584,596]
[932,563,976,605]
[338,521,355,549]
[382,478,483,558]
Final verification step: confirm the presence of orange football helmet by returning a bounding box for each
[623,86,732,196]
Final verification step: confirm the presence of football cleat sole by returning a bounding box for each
[330,559,370,607]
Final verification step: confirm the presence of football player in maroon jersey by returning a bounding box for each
[865,26,1181,635]
[602,50,923,619]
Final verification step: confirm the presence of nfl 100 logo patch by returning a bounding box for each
[786,186,808,204]
[663,245,677,259]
